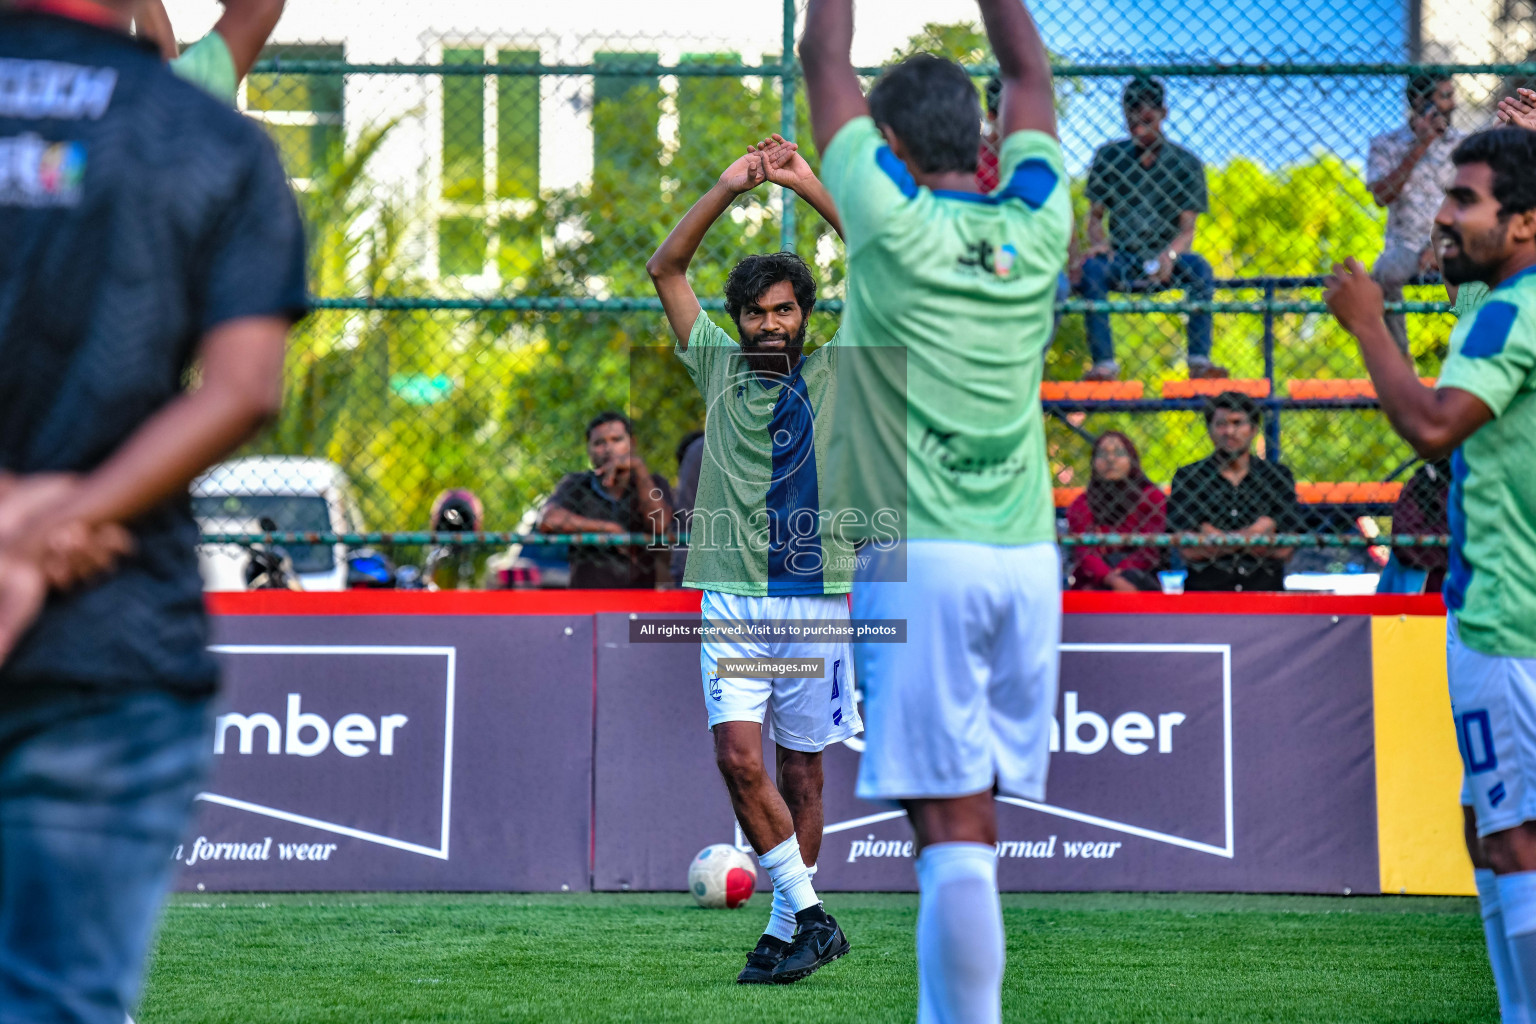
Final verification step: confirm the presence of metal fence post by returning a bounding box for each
[1264,280,1281,463]
[780,0,798,253]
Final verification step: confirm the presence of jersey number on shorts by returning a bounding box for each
[1459,709,1498,775]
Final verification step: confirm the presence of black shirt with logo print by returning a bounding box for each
[0,12,308,692]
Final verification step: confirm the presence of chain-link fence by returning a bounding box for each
[202,0,1532,589]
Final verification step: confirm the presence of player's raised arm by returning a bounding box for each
[645,148,769,347]
[758,133,844,241]
[977,0,1057,139]
[211,0,287,82]
[1325,257,1492,457]
[800,0,869,155]
[134,0,180,61]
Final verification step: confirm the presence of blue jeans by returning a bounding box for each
[0,685,213,1024]
[1050,270,1069,344]
[1078,250,1215,365]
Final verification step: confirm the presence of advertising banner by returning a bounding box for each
[595,613,1379,894]
[175,615,594,892]
[180,602,1387,894]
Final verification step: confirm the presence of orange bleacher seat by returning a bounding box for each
[1055,482,1401,510]
[1161,378,1270,399]
[1040,381,1146,402]
[1286,378,1439,400]
[1295,482,1403,505]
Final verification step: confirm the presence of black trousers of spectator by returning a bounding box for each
[1184,561,1286,593]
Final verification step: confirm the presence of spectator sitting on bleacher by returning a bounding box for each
[1066,431,1167,592]
[1079,77,1228,382]
[1169,392,1300,592]
[1366,74,1461,356]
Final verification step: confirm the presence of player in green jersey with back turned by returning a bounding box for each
[646,136,861,985]
[1329,127,1536,1024]
[800,0,1070,1020]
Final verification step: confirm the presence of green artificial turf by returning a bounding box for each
[137,892,1492,1023]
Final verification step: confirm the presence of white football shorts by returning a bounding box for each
[852,540,1061,803]
[699,591,862,753]
[1450,616,1536,836]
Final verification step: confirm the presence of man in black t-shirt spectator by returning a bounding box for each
[1080,78,1227,382]
[0,2,307,1020]
[1168,392,1300,592]
[539,411,672,588]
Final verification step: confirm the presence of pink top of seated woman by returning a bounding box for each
[1066,431,1167,591]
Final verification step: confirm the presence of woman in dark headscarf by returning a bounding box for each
[1066,431,1167,591]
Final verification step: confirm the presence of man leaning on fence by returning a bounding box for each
[0,1,308,1020]
[1366,73,1461,356]
[1079,77,1227,382]
[538,411,672,589]
[1168,392,1300,592]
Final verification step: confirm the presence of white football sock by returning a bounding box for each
[915,842,1004,1024]
[1498,871,1536,1023]
[1478,869,1530,1024]
[764,886,796,942]
[758,836,820,914]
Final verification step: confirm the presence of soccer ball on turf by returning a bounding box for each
[688,844,757,909]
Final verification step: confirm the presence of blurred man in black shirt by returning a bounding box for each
[0,2,306,1019]
[538,411,672,588]
[1168,392,1300,591]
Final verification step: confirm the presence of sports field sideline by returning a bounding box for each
[139,892,1490,1022]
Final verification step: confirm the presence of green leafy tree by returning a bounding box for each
[248,35,1442,543]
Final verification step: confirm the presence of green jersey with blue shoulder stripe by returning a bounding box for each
[675,312,854,597]
[818,117,1071,546]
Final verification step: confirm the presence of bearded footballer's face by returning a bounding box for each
[736,280,806,377]
[1437,162,1536,286]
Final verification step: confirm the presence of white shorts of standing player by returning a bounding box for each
[852,540,1062,803]
[699,591,863,753]
[1451,615,1536,835]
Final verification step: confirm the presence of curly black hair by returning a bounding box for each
[724,252,817,330]
[1453,128,1536,218]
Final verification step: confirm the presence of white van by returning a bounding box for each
[192,457,364,591]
